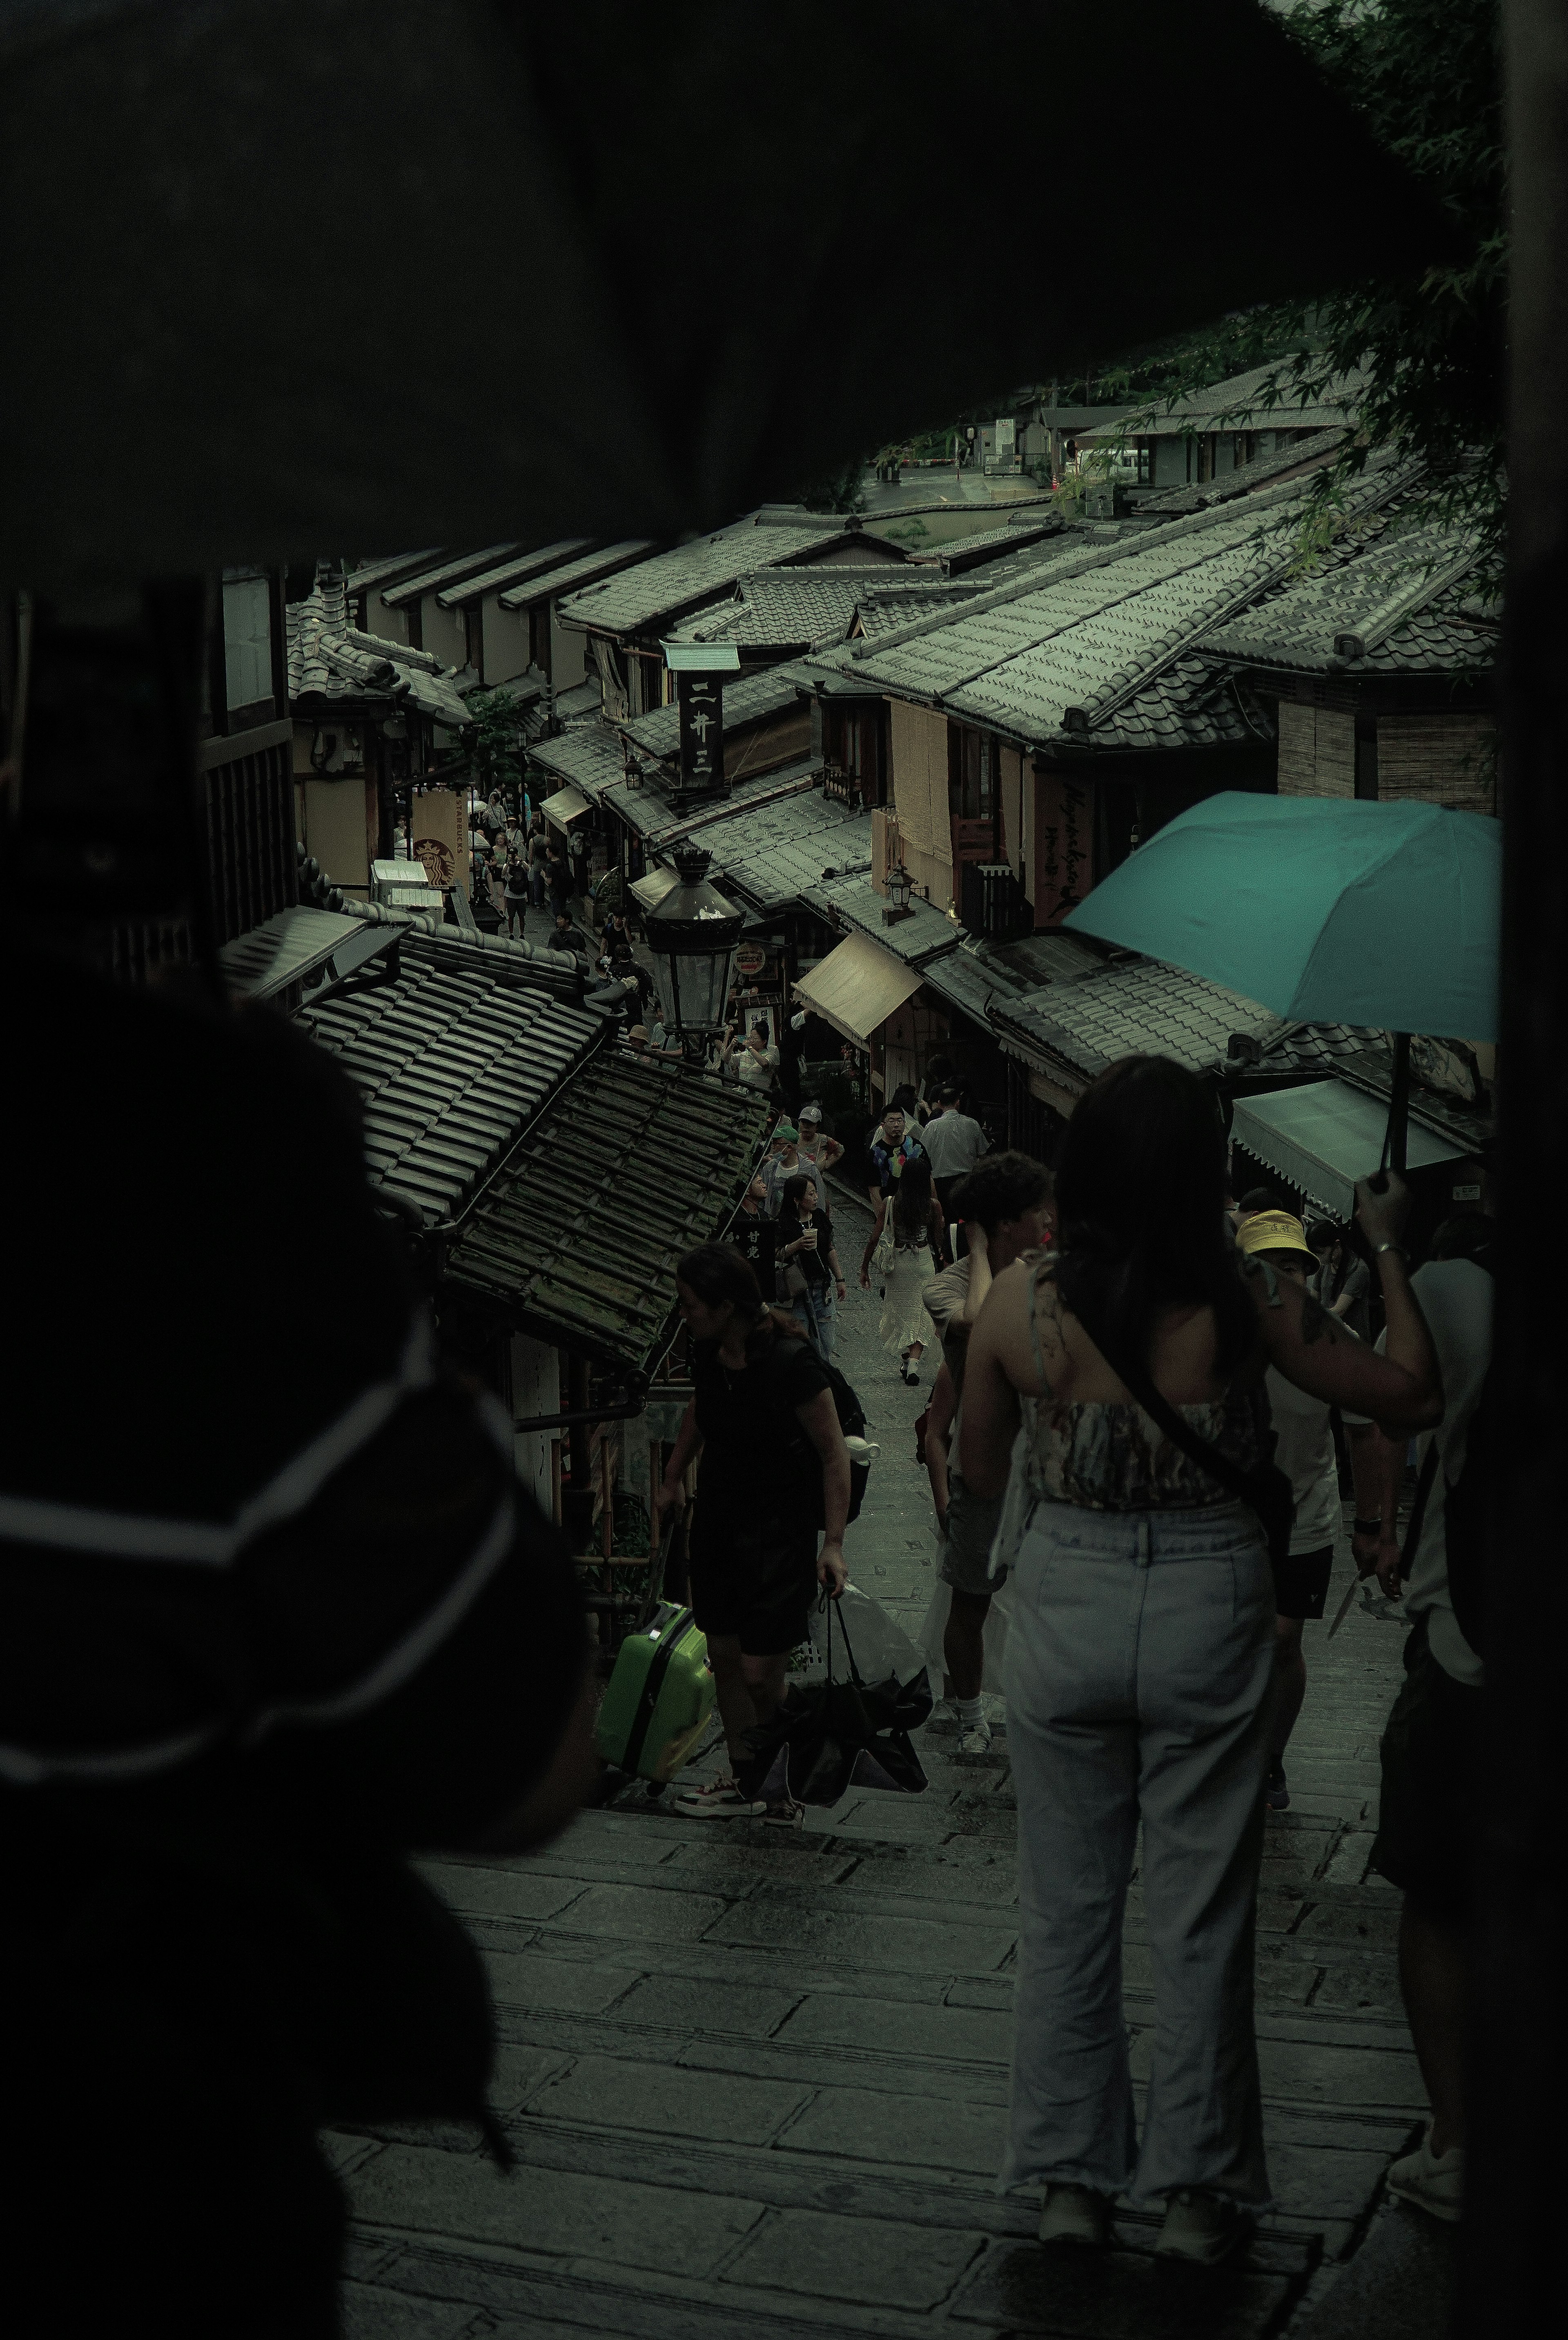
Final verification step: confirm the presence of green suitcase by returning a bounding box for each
[595,1602,715,1783]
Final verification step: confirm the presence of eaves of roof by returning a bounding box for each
[294,934,602,1230]
[798,871,963,968]
[344,550,445,601]
[525,719,631,805]
[989,958,1284,1084]
[1202,524,1491,680]
[601,756,821,849]
[443,1054,768,1375]
[1137,427,1350,517]
[499,539,659,610]
[811,464,1416,751]
[615,666,804,762]
[381,546,523,608]
[436,541,595,608]
[698,795,875,914]
[556,519,873,641]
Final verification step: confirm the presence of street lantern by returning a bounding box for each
[641,844,744,1061]
[883,861,913,925]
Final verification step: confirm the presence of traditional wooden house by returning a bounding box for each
[1201,517,1497,816]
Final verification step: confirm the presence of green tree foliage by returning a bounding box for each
[468,686,530,796]
[1110,1,1504,576]
[800,455,869,515]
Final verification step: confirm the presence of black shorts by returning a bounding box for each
[1273,1542,1334,1621]
[1369,1615,1483,1920]
[688,1508,817,1657]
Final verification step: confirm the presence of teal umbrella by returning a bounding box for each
[1063,792,1501,1165]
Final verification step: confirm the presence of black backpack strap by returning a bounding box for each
[1067,1287,1256,1507]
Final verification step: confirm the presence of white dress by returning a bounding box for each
[878,1233,937,1357]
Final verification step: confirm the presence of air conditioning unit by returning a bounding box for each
[961,861,1032,942]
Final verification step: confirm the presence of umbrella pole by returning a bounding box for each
[1386,1032,1411,1173]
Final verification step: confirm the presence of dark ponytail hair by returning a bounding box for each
[891,1150,934,1238]
[1053,1055,1254,1376]
[675,1241,807,1354]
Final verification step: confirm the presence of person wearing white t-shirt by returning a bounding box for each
[1236,1212,1381,1813]
[1357,1211,1493,2228]
[920,1085,991,1219]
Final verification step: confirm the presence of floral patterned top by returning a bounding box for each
[1021,1258,1264,1513]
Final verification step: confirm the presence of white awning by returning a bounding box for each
[1229,1079,1463,1219]
[541,784,591,829]
[793,927,923,1046]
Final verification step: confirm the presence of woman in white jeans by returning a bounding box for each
[961,1056,1441,2266]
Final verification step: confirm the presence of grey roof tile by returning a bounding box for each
[380,546,523,608]
[991,958,1284,1081]
[557,515,889,639]
[498,540,659,610]
[343,549,444,600]
[525,719,630,805]
[296,934,602,1228]
[1138,427,1349,516]
[435,541,594,608]
[443,1053,768,1373]
[1202,517,1493,678]
[797,871,962,967]
[286,577,471,727]
[616,666,804,762]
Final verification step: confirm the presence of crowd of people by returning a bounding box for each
[662,1051,1492,2264]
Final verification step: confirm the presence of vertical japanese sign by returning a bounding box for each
[679,673,726,791]
[1034,767,1089,925]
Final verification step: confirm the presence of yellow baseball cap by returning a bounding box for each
[1237,1209,1314,1259]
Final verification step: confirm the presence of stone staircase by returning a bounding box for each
[332,1704,1428,2340]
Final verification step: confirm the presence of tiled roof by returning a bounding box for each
[601,756,817,847]
[1080,652,1276,754]
[337,901,588,996]
[344,550,443,601]
[984,930,1106,988]
[798,870,962,968]
[498,540,659,611]
[815,470,1411,753]
[557,516,877,639]
[443,1053,768,1375]
[670,568,958,652]
[295,934,602,1228]
[853,583,989,638]
[929,517,1064,572]
[286,578,471,727]
[1202,519,1492,677]
[1138,427,1349,517]
[615,666,804,762]
[991,958,1286,1085]
[1111,365,1366,438]
[436,541,594,608]
[525,720,632,805]
[695,792,874,914]
[380,546,523,608]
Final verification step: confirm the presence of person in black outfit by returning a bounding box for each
[655,1245,850,1825]
[544,842,570,916]
[2,944,595,2340]
[501,851,530,938]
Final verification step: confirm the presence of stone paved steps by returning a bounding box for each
[338,1793,1423,2337]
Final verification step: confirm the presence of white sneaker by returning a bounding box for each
[671,1773,767,1819]
[1155,2191,1254,2264]
[1038,2184,1111,2247]
[958,1718,993,1755]
[1386,2124,1463,2222]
